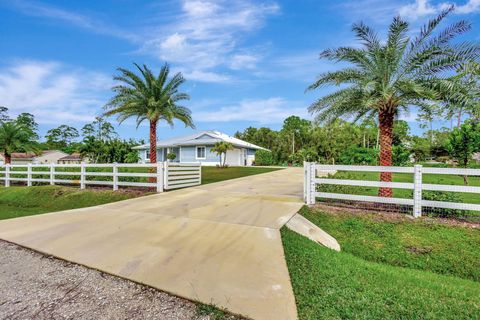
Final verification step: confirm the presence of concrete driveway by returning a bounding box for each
[0,168,304,320]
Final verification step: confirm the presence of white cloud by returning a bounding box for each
[141,0,279,78]
[7,0,138,41]
[230,54,260,70]
[398,0,480,20]
[194,97,309,123]
[182,70,231,83]
[5,0,280,83]
[0,60,110,124]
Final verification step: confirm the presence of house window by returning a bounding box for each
[196,146,206,159]
[146,150,151,160]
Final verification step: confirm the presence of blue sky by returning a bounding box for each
[1,0,480,141]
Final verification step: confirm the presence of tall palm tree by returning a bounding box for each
[307,7,479,197]
[104,63,194,165]
[0,121,39,164]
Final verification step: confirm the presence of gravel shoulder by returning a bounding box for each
[0,240,238,320]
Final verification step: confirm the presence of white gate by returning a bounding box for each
[164,162,201,190]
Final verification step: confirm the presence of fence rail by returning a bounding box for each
[304,163,480,218]
[0,162,202,192]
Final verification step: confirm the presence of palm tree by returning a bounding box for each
[0,121,38,164]
[211,141,234,168]
[307,7,479,197]
[104,63,194,166]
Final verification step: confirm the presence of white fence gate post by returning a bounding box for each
[413,164,423,218]
[80,162,86,189]
[309,162,316,205]
[303,161,310,204]
[113,163,118,191]
[163,161,168,189]
[49,163,55,185]
[304,162,316,205]
[156,162,164,193]
[5,164,10,187]
[27,163,32,187]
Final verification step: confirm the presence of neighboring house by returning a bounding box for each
[58,153,86,164]
[0,150,69,165]
[133,131,268,166]
[473,152,480,164]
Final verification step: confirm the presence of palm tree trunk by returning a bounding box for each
[149,120,157,183]
[378,109,394,197]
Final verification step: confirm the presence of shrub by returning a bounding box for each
[421,191,463,218]
[255,150,273,166]
[393,144,411,166]
[166,152,177,161]
[338,147,378,165]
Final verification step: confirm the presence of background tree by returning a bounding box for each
[16,113,39,140]
[281,116,310,155]
[210,141,234,168]
[81,117,117,141]
[0,106,9,123]
[45,125,79,149]
[445,121,480,184]
[104,63,194,167]
[0,121,38,164]
[307,8,479,196]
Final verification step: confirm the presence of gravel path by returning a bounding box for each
[0,240,237,320]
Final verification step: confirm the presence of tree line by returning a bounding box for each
[235,115,480,169]
[0,107,141,164]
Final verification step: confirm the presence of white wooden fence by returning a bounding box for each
[304,163,480,217]
[0,162,201,192]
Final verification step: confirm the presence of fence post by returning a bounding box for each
[50,163,55,185]
[304,162,309,203]
[5,164,10,187]
[309,162,316,205]
[163,161,168,189]
[413,164,423,218]
[80,162,86,189]
[199,162,202,184]
[27,163,32,187]
[113,163,118,191]
[156,162,164,193]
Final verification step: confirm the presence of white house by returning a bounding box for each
[133,131,268,166]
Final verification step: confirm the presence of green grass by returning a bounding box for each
[0,186,142,220]
[282,227,480,320]
[201,166,282,184]
[321,170,480,204]
[299,206,480,282]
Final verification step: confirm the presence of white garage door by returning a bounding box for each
[225,149,241,166]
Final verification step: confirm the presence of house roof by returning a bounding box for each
[58,153,83,161]
[133,131,268,151]
[0,150,65,160]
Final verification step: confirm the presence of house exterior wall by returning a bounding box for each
[34,151,69,164]
[139,148,165,163]
[137,145,258,166]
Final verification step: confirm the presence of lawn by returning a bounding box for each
[201,166,282,184]
[299,206,480,281]
[282,207,480,319]
[320,170,480,204]
[0,186,142,220]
